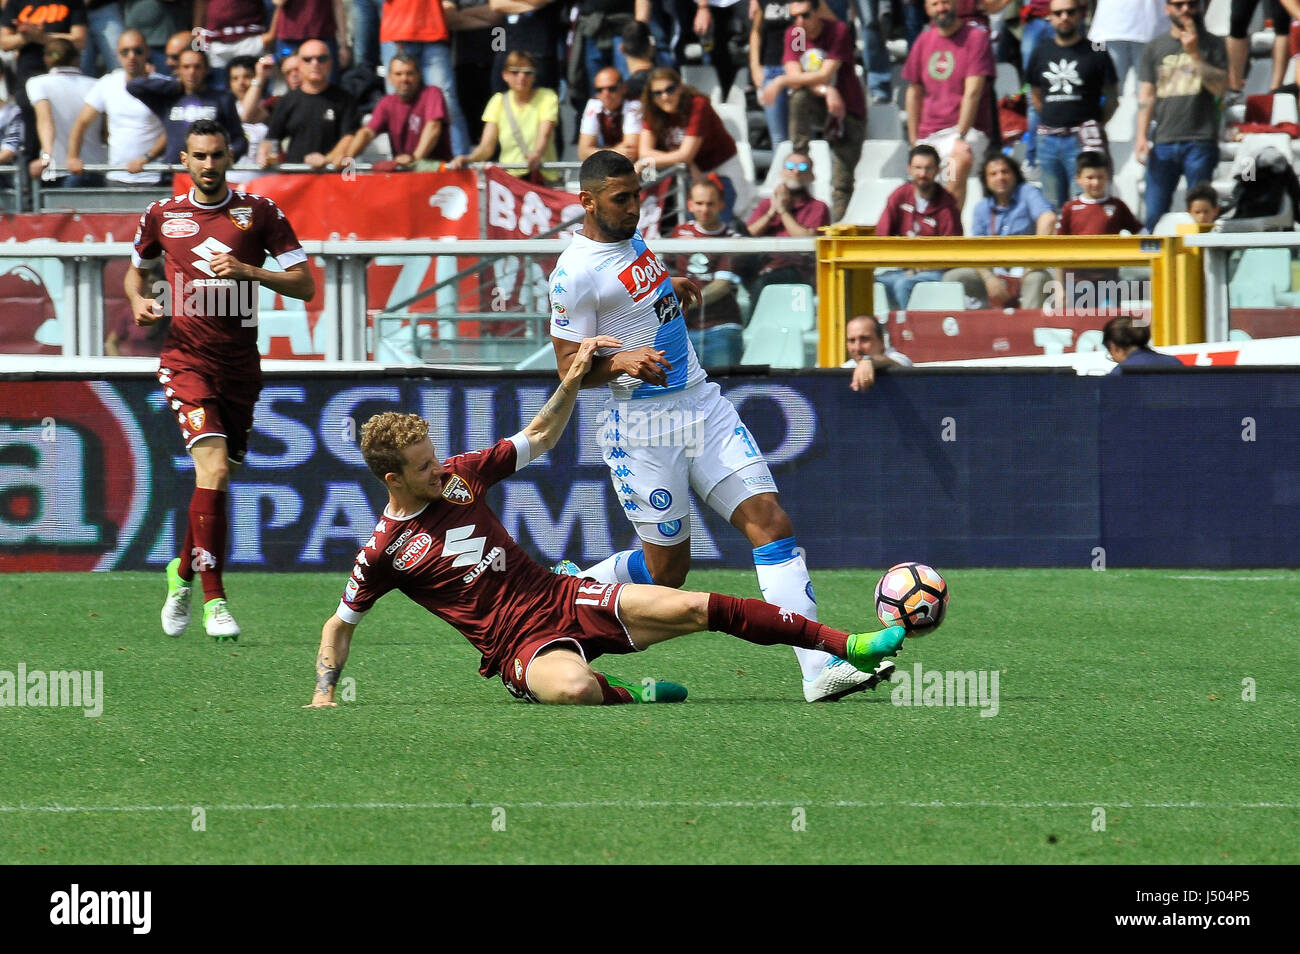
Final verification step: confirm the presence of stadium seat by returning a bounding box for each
[1245,55,1274,95]
[683,64,720,96]
[1228,247,1292,306]
[874,281,889,317]
[866,101,903,143]
[744,283,816,345]
[713,100,750,149]
[1110,150,1145,220]
[1105,71,1139,144]
[1153,211,1196,235]
[739,324,807,368]
[854,138,907,181]
[841,176,902,226]
[995,62,1021,101]
[905,281,966,311]
[733,140,757,193]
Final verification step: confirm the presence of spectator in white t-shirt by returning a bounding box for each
[577,66,641,160]
[67,29,166,184]
[26,39,106,187]
[1087,0,1166,91]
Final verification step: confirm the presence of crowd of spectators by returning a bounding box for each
[0,0,1274,369]
[0,0,1258,235]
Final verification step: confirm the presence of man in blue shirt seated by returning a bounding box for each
[1102,315,1186,373]
[942,154,1057,309]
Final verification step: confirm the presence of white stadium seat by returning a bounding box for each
[905,281,966,311]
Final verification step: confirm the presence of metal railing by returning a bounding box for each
[0,237,816,365]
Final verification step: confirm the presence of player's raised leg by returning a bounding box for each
[616,584,906,673]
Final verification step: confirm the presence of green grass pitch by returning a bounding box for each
[2,568,1297,864]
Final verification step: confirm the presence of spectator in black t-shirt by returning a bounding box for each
[1027,0,1119,208]
[259,39,358,168]
[1,0,88,159]
[491,0,565,95]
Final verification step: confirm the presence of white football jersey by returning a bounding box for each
[549,227,706,401]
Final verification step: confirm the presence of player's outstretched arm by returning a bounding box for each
[305,615,356,708]
[523,335,622,457]
[209,257,315,302]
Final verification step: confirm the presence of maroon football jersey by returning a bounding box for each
[1057,195,1143,236]
[336,436,581,679]
[132,188,306,375]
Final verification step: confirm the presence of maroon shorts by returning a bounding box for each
[501,580,638,700]
[157,363,260,464]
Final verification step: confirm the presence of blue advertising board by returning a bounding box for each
[1,370,1296,572]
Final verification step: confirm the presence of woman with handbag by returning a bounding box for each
[449,50,558,184]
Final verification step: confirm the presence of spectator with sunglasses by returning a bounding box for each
[745,150,831,299]
[1027,0,1119,208]
[1135,0,1226,231]
[67,29,167,184]
[577,66,641,161]
[636,65,753,221]
[259,38,357,168]
[449,49,558,183]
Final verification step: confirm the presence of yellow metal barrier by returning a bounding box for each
[815,229,1207,367]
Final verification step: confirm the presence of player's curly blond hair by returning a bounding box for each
[360,412,430,482]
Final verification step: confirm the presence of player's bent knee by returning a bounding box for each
[537,673,603,705]
[651,563,690,589]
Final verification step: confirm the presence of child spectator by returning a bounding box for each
[1057,150,1143,312]
[1186,182,1220,225]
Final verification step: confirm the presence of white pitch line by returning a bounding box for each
[1171,575,1291,581]
[1,799,1298,814]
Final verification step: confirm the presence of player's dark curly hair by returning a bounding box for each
[361,412,430,482]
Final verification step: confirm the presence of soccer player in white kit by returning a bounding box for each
[548,150,890,702]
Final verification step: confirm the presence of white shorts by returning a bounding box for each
[919,127,990,183]
[599,380,777,545]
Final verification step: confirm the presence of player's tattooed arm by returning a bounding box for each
[523,335,623,456]
[305,616,355,708]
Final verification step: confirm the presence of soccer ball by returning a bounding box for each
[874,562,949,635]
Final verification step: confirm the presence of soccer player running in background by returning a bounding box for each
[547,150,890,703]
[305,337,907,708]
[125,119,315,641]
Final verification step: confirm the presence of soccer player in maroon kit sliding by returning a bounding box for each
[125,118,315,641]
[305,337,908,707]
